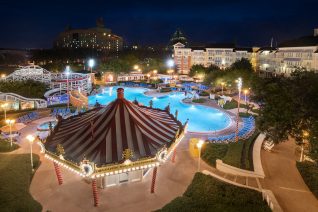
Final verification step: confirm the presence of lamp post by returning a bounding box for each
[65,66,70,109]
[221,82,225,95]
[167,59,174,69]
[88,59,95,73]
[300,131,309,162]
[1,103,8,121]
[147,74,150,83]
[235,78,242,143]
[26,135,35,171]
[5,119,15,147]
[197,139,204,171]
[133,65,139,70]
[244,89,249,105]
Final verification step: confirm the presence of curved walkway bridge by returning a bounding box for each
[0,92,47,108]
[2,65,92,94]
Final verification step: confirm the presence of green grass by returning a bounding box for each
[202,132,259,170]
[223,100,248,110]
[0,139,19,152]
[192,98,206,103]
[201,143,228,166]
[159,173,271,212]
[296,161,318,198]
[0,154,42,211]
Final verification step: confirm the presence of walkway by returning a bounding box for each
[261,139,318,212]
[28,128,213,211]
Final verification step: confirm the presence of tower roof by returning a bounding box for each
[170,28,188,46]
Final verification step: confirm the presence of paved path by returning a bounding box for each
[261,139,318,212]
[29,131,215,212]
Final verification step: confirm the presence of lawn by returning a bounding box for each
[202,132,259,170]
[0,139,19,152]
[223,99,248,110]
[296,161,318,198]
[0,154,42,211]
[158,173,271,212]
[192,98,206,103]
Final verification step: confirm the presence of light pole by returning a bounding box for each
[133,65,139,70]
[300,131,309,162]
[26,135,35,172]
[147,74,150,83]
[221,82,225,95]
[5,119,15,147]
[88,59,95,73]
[1,103,8,121]
[65,66,70,109]
[197,139,204,171]
[167,59,174,69]
[244,89,248,105]
[235,78,242,143]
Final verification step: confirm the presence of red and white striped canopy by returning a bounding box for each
[45,88,182,166]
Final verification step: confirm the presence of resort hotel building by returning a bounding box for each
[54,18,123,52]
[172,42,257,74]
[172,28,318,75]
[258,28,318,76]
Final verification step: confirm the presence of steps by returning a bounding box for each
[207,168,263,190]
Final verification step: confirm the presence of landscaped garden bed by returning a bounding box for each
[223,99,248,110]
[158,173,271,212]
[296,161,318,198]
[202,131,259,170]
[0,154,42,211]
[192,98,206,103]
[0,139,19,152]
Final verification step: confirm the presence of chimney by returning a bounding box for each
[117,88,124,99]
[314,28,318,36]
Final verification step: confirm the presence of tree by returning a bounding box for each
[229,58,253,72]
[0,80,47,98]
[204,59,255,90]
[251,70,318,161]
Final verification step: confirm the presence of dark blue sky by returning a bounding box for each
[0,0,317,48]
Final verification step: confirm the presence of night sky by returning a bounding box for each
[0,0,317,49]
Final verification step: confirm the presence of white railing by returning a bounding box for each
[1,65,92,94]
[0,92,47,108]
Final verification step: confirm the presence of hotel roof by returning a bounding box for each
[279,35,318,47]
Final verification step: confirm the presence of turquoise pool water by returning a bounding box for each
[37,121,57,131]
[88,86,231,132]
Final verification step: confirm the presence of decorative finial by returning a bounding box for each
[122,149,134,160]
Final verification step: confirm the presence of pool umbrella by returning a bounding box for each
[0,123,26,132]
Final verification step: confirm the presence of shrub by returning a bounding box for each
[159,173,271,212]
[201,143,228,166]
[0,139,19,152]
[296,161,318,198]
[192,98,206,103]
[199,91,210,96]
[160,87,171,93]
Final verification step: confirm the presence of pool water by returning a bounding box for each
[37,121,57,131]
[88,86,231,132]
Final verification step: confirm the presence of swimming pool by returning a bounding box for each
[88,86,231,132]
[37,121,57,131]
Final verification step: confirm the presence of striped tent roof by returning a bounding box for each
[45,88,182,166]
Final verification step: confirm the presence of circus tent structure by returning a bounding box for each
[41,88,187,206]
